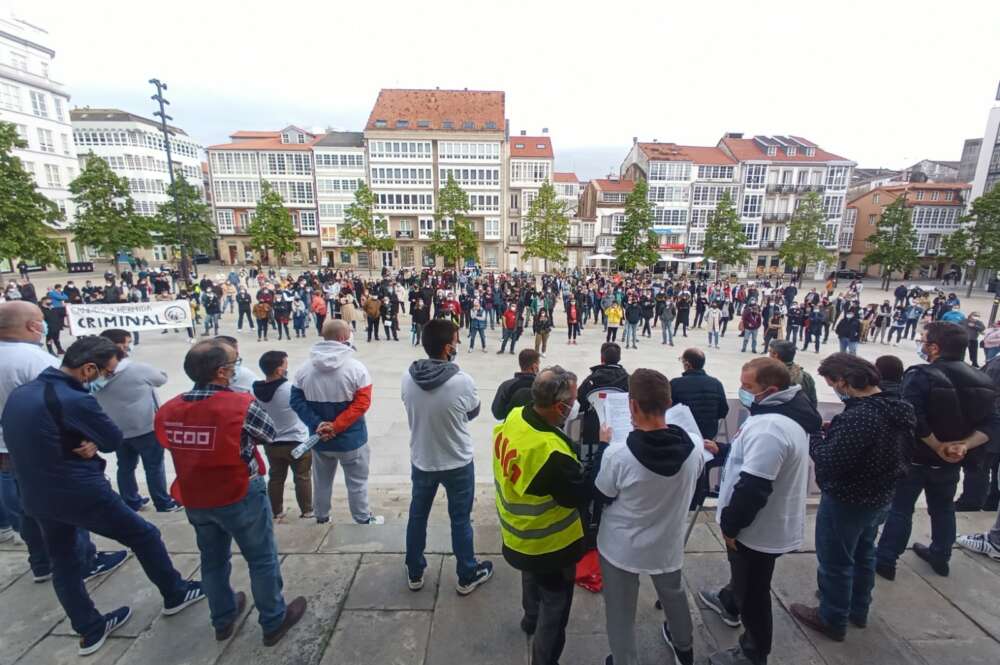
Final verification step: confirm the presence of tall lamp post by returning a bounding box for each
[149,78,189,285]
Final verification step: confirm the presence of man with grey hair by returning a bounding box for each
[493,364,590,665]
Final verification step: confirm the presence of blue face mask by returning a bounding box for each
[837,391,851,402]
[738,387,757,408]
[915,340,929,362]
[88,376,111,393]
[40,320,48,342]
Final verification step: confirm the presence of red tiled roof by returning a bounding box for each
[365,88,505,132]
[207,137,321,151]
[638,143,735,165]
[553,172,579,183]
[510,136,553,158]
[594,178,634,192]
[720,137,849,163]
[230,130,280,139]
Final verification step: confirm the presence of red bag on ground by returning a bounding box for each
[575,548,603,592]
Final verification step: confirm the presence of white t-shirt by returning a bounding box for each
[716,412,810,554]
[0,340,60,453]
[596,431,704,575]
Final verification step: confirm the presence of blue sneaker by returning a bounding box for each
[84,551,130,582]
[78,606,131,656]
[163,580,206,616]
[456,561,493,596]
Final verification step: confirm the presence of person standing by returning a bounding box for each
[659,297,676,346]
[875,322,997,579]
[835,308,861,355]
[253,351,313,519]
[380,296,400,341]
[533,309,552,356]
[669,349,729,442]
[768,341,818,409]
[740,304,762,354]
[156,340,305,647]
[499,303,519,354]
[253,299,272,341]
[699,358,821,665]
[623,296,641,350]
[411,299,429,346]
[596,369,702,665]
[402,319,493,594]
[605,301,623,343]
[202,289,222,337]
[39,295,66,355]
[493,366,586,665]
[93,329,180,513]
[310,291,328,336]
[236,288,253,332]
[674,296,691,338]
[965,312,986,367]
[492,349,540,421]
[290,320,380,525]
[706,301,722,349]
[789,354,914,642]
[363,293,382,342]
[468,299,488,352]
[5,337,205,656]
[566,297,580,345]
[272,294,292,341]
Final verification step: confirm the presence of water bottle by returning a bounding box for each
[291,433,321,460]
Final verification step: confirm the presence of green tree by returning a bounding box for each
[522,181,569,271]
[70,152,156,273]
[941,186,1000,297]
[613,179,659,270]
[246,181,297,265]
[0,121,65,268]
[702,191,750,280]
[863,197,919,290]
[341,180,394,271]
[153,174,216,259]
[778,191,832,279]
[428,175,479,269]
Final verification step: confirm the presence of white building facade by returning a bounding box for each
[507,134,553,271]
[71,108,204,262]
[312,131,366,266]
[0,15,80,267]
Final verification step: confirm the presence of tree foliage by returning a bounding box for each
[863,197,919,290]
[778,191,832,278]
[246,181,297,265]
[522,181,569,271]
[613,179,659,270]
[702,191,750,280]
[153,175,216,256]
[428,175,479,269]
[0,121,65,268]
[941,185,1000,297]
[70,152,156,271]
[341,180,394,269]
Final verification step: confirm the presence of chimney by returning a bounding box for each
[726,132,743,139]
[632,136,637,144]
[520,130,526,136]
[542,127,548,134]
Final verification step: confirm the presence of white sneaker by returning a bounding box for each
[956,533,1000,560]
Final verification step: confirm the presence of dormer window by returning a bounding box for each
[805,147,815,157]
[296,133,305,144]
[536,144,546,150]
[396,120,409,128]
[766,146,776,156]
[786,146,797,156]
[417,119,430,128]
[374,119,387,128]
[442,120,454,129]
[515,143,525,149]
[485,121,497,130]
[462,120,475,129]
[281,133,290,144]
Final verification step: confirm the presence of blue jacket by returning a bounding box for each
[2,368,123,518]
[289,341,371,452]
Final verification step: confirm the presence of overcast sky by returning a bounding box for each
[12,0,1000,179]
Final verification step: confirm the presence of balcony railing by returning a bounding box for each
[396,230,414,239]
[766,183,826,194]
[762,212,792,222]
[760,240,783,250]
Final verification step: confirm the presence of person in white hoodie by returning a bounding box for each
[290,320,380,525]
[253,351,313,519]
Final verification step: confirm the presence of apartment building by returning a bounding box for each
[578,177,632,264]
[620,141,739,259]
[507,133,553,271]
[312,131,365,266]
[718,134,854,275]
[363,88,506,270]
[71,108,204,263]
[0,14,80,267]
[843,182,970,279]
[553,171,581,213]
[207,126,321,265]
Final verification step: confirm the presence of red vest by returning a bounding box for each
[155,390,265,509]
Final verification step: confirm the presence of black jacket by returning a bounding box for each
[835,316,861,341]
[577,363,629,446]
[669,369,729,439]
[492,372,536,420]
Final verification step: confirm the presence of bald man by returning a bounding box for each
[290,317,378,525]
[0,302,125,584]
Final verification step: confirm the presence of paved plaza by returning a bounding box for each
[1,271,999,664]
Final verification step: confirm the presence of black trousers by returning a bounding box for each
[957,452,999,508]
[366,317,380,341]
[718,542,780,663]
[237,309,252,330]
[522,566,575,665]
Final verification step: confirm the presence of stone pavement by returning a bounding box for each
[0,488,998,665]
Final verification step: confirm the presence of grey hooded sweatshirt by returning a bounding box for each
[401,359,480,472]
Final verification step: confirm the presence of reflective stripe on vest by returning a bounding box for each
[493,407,583,556]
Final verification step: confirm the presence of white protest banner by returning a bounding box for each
[66,300,192,335]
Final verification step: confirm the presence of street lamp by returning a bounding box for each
[149,78,190,285]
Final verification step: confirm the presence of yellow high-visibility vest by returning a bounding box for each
[493,407,584,556]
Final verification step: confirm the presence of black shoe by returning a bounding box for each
[875,561,896,581]
[983,494,999,512]
[954,501,982,512]
[520,615,536,635]
[662,623,694,665]
[215,591,247,641]
[913,542,949,576]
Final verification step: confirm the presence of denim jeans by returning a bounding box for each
[36,486,185,639]
[116,431,173,511]
[185,476,287,634]
[469,327,486,349]
[203,313,219,335]
[816,494,888,632]
[708,330,719,347]
[876,464,959,568]
[839,338,858,355]
[661,322,674,344]
[405,462,477,583]
[623,322,638,347]
[0,463,95,577]
[741,328,758,352]
[500,328,516,353]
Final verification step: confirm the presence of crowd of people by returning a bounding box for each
[1,263,999,664]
